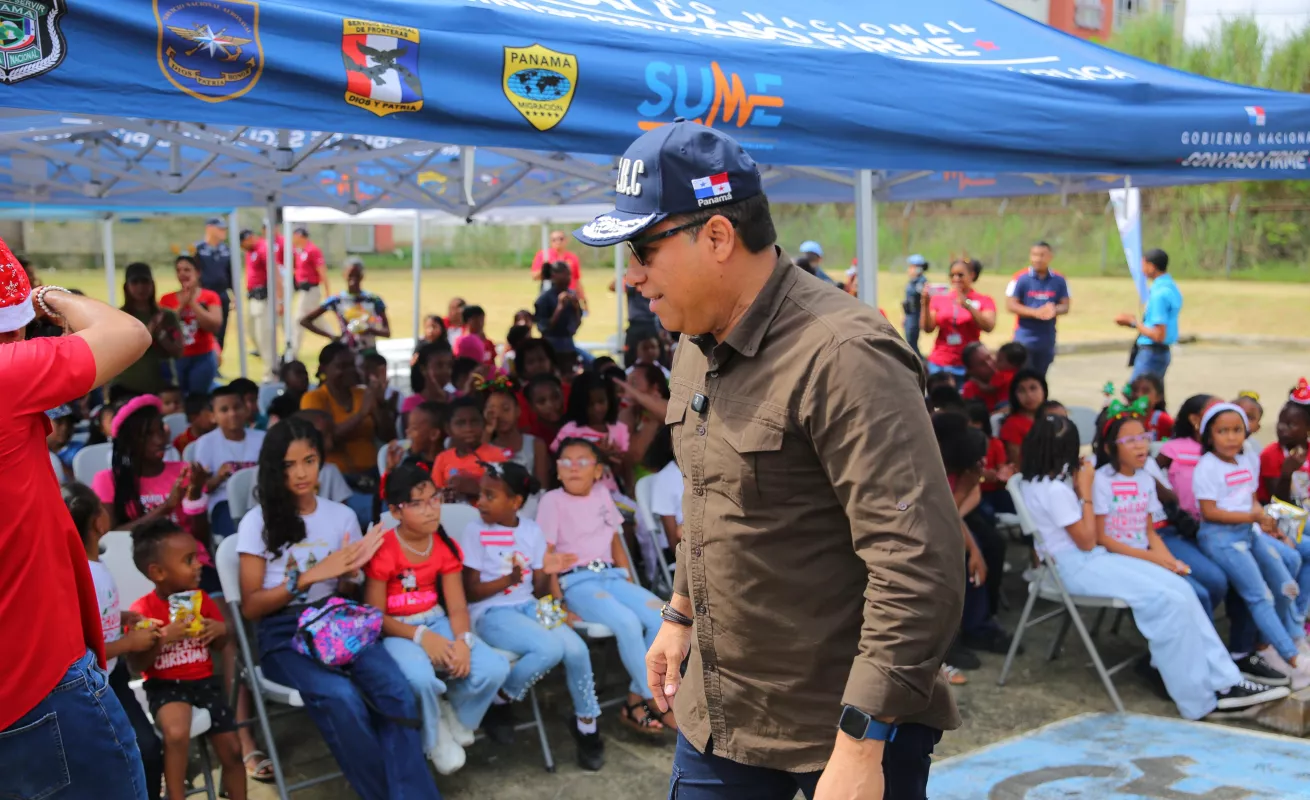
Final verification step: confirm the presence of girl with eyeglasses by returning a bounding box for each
[538,438,673,736]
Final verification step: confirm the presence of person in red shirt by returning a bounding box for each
[1259,391,1310,505]
[453,305,497,370]
[159,255,223,397]
[530,230,587,308]
[290,227,330,362]
[127,519,244,800]
[960,342,1008,413]
[921,259,997,385]
[1129,373,1175,442]
[238,229,284,382]
[999,369,1049,465]
[0,247,154,798]
[433,398,510,501]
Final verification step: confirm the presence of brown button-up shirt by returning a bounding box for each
[668,249,964,773]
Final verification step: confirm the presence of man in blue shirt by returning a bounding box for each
[1117,248,1182,381]
[193,217,232,351]
[1004,242,1070,377]
[902,255,928,357]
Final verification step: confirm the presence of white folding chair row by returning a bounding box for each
[73,441,113,485]
[225,467,259,525]
[633,474,675,595]
[996,475,1133,713]
[258,382,286,415]
[99,530,219,800]
[1067,405,1100,448]
[49,451,66,484]
[377,439,410,478]
[162,412,189,443]
[183,440,198,463]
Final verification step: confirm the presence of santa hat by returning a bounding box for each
[1292,378,1310,406]
[0,238,32,333]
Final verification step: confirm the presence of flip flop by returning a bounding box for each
[243,750,275,783]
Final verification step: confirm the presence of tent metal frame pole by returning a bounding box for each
[265,200,278,380]
[613,245,625,357]
[101,216,116,307]
[854,170,879,310]
[228,209,248,379]
[281,216,294,365]
[411,213,422,341]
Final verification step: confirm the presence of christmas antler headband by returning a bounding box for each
[1291,378,1310,407]
[470,373,518,396]
[1101,396,1150,435]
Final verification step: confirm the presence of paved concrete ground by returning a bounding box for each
[232,347,1302,799]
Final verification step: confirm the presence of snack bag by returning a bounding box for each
[168,590,205,637]
[535,595,566,630]
[1267,499,1308,543]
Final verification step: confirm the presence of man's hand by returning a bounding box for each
[1036,303,1057,321]
[1114,313,1136,329]
[813,733,886,800]
[646,617,693,714]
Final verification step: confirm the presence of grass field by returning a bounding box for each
[40,266,1310,379]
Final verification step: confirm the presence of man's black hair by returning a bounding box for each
[668,193,776,255]
[1144,248,1169,272]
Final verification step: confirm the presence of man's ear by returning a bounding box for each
[703,215,738,263]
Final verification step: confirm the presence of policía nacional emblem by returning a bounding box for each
[0,0,67,85]
[342,18,422,117]
[502,44,577,132]
[154,0,263,103]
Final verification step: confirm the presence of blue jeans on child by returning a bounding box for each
[1159,529,1228,618]
[383,608,511,755]
[1199,522,1304,662]
[256,612,440,800]
[475,601,601,719]
[561,566,663,699]
[174,351,218,396]
[1281,535,1310,624]
[0,650,148,800]
[1055,547,1240,719]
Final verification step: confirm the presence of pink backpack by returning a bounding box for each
[291,597,382,667]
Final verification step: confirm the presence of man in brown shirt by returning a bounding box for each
[575,120,964,800]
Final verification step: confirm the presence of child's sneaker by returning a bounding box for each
[440,698,475,746]
[1214,680,1290,712]
[1297,638,1310,661]
[481,702,516,746]
[1235,652,1291,687]
[429,715,466,776]
[570,722,605,771]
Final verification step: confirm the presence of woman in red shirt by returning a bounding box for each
[921,259,996,385]
[159,255,223,396]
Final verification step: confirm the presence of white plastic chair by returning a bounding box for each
[634,474,675,594]
[989,411,1005,438]
[162,412,188,443]
[73,441,113,485]
[182,441,198,463]
[258,382,286,415]
[225,467,259,525]
[1067,405,1100,447]
[997,475,1134,713]
[377,439,409,477]
[49,451,66,484]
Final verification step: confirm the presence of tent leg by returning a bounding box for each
[264,201,279,381]
[228,210,248,379]
[412,214,422,342]
[614,244,625,359]
[102,217,116,307]
[854,170,879,310]
[282,216,294,366]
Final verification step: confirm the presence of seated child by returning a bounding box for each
[451,357,480,398]
[1129,373,1174,442]
[1020,415,1288,719]
[523,374,566,446]
[460,462,605,771]
[538,438,672,736]
[46,403,80,475]
[364,465,511,776]
[552,370,632,495]
[1237,391,1266,462]
[158,384,183,418]
[1260,383,1310,506]
[192,385,264,539]
[433,397,509,503]
[173,392,215,455]
[999,369,1048,465]
[966,400,1015,515]
[624,332,670,379]
[363,351,401,419]
[960,342,1007,413]
[481,380,547,488]
[227,377,266,431]
[128,519,245,800]
[266,361,311,427]
[66,482,164,799]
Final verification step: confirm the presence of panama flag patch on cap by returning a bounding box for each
[692,172,733,207]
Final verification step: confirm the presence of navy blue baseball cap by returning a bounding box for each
[574,119,763,248]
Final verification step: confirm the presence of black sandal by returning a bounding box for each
[618,701,665,736]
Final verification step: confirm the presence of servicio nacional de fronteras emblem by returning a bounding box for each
[503,44,577,132]
[154,0,263,103]
[0,0,67,85]
[342,18,422,117]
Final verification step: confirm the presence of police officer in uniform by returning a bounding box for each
[193,217,232,354]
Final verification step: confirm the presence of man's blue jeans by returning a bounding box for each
[1131,344,1172,382]
[669,726,941,800]
[903,313,921,357]
[0,650,148,800]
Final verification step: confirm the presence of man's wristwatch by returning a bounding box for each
[838,706,897,742]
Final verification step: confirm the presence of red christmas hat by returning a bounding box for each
[1291,378,1310,406]
[0,238,32,333]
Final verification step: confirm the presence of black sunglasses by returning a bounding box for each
[626,220,701,267]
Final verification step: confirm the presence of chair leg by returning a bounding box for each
[998,585,1039,686]
[1061,594,1126,713]
[1110,607,1128,636]
[1089,607,1108,638]
[232,612,291,800]
[1047,613,1073,661]
[198,738,218,800]
[527,687,556,773]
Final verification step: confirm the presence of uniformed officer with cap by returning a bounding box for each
[574,121,964,800]
[193,217,232,352]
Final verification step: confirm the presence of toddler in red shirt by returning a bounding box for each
[127,519,245,800]
[1130,374,1174,442]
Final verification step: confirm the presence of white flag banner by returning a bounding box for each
[1109,187,1146,305]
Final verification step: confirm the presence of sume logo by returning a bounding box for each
[638,61,783,143]
[1245,106,1266,126]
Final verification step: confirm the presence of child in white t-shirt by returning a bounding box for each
[459,461,604,772]
[1194,403,1310,685]
[194,386,265,538]
[1020,413,1285,718]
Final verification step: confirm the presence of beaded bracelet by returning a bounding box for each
[33,285,69,321]
[180,495,208,517]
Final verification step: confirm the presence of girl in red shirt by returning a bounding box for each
[364,465,510,775]
[1000,369,1049,465]
[1130,373,1174,442]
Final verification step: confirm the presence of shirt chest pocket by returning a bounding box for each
[665,393,690,468]
[710,413,785,508]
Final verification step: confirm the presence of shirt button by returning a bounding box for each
[693,546,703,557]
[696,425,707,436]
[694,487,704,497]
[897,502,909,511]
[709,371,719,379]
[696,605,707,615]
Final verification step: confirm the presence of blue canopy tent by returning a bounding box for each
[0,0,1307,371]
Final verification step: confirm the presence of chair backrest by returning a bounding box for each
[1067,405,1100,447]
[227,467,259,524]
[100,530,155,609]
[989,411,1005,438]
[258,382,285,414]
[182,440,198,463]
[162,413,188,443]
[49,451,66,485]
[377,439,410,477]
[73,442,113,486]
[216,532,243,603]
[438,503,480,542]
[634,474,659,536]
[1007,473,1065,568]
